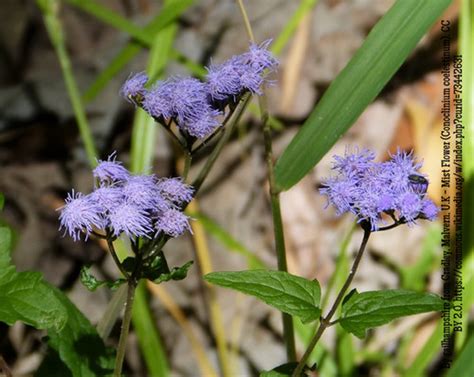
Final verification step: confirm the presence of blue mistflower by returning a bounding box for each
[58,153,194,242]
[142,80,175,120]
[93,153,130,185]
[58,190,105,241]
[156,208,191,237]
[320,147,439,230]
[124,41,278,139]
[156,177,194,204]
[206,59,243,101]
[123,175,170,213]
[120,72,148,104]
[244,39,279,72]
[109,203,153,239]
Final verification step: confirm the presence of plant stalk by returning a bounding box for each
[235,0,296,360]
[292,227,371,377]
[113,279,137,377]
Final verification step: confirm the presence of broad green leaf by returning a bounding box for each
[0,226,12,268]
[79,265,125,291]
[446,333,474,377]
[37,287,115,377]
[0,226,67,331]
[0,271,67,331]
[340,289,444,339]
[0,193,4,210]
[205,270,321,323]
[274,0,451,190]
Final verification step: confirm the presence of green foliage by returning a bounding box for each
[0,226,67,331]
[340,289,444,339]
[37,287,115,377]
[446,333,474,377]
[79,265,126,291]
[205,270,321,323]
[0,212,113,376]
[260,362,300,377]
[274,0,451,191]
[152,261,193,284]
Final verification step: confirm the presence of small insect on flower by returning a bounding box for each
[408,174,429,195]
[320,147,439,230]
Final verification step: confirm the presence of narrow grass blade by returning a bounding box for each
[82,0,193,102]
[271,0,319,56]
[63,0,152,45]
[37,0,97,166]
[192,212,267,270]
[274,0,452,191]
[132,281,169,377]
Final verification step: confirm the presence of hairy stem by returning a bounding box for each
[113,280,137,377]
[292,227,371,377]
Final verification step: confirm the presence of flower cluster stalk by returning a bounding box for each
[292,226,371,377]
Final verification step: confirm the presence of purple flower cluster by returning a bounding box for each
[59,154,193,241]
[320,148,439,230]
[121,41,278,139]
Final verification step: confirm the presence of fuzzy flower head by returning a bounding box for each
[58,190,105,241]
[93,152,130,186]
[58,154,194,242]
[320,147,438,230]
[122,40,278,140]
[120,72,148,105]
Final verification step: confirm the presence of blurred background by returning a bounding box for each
[0,0,465,376]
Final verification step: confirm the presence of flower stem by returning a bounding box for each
[291,227,371,377]
[113,279,137,377]
[192,93,251,191]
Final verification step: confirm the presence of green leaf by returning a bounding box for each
[274,0,451,191]
[37,287,115,377]
[79,265,125,291]
[204,270,321,323]
[152,261,194,284]
[340,289,444,339]
[0,270,67,331]
[260,362,298,377]
[0,193,4,210]
[446,333,474,377]
[0,226,67,332]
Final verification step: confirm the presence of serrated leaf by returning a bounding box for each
[153,261,193,284]
[274,0,451,190]
[204,270,321,323]
[340,289,444,338]
[0,271,67,331]
[80,265,125,291]
[37,287,115,377]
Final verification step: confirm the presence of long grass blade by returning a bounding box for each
[37,0,97,166]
